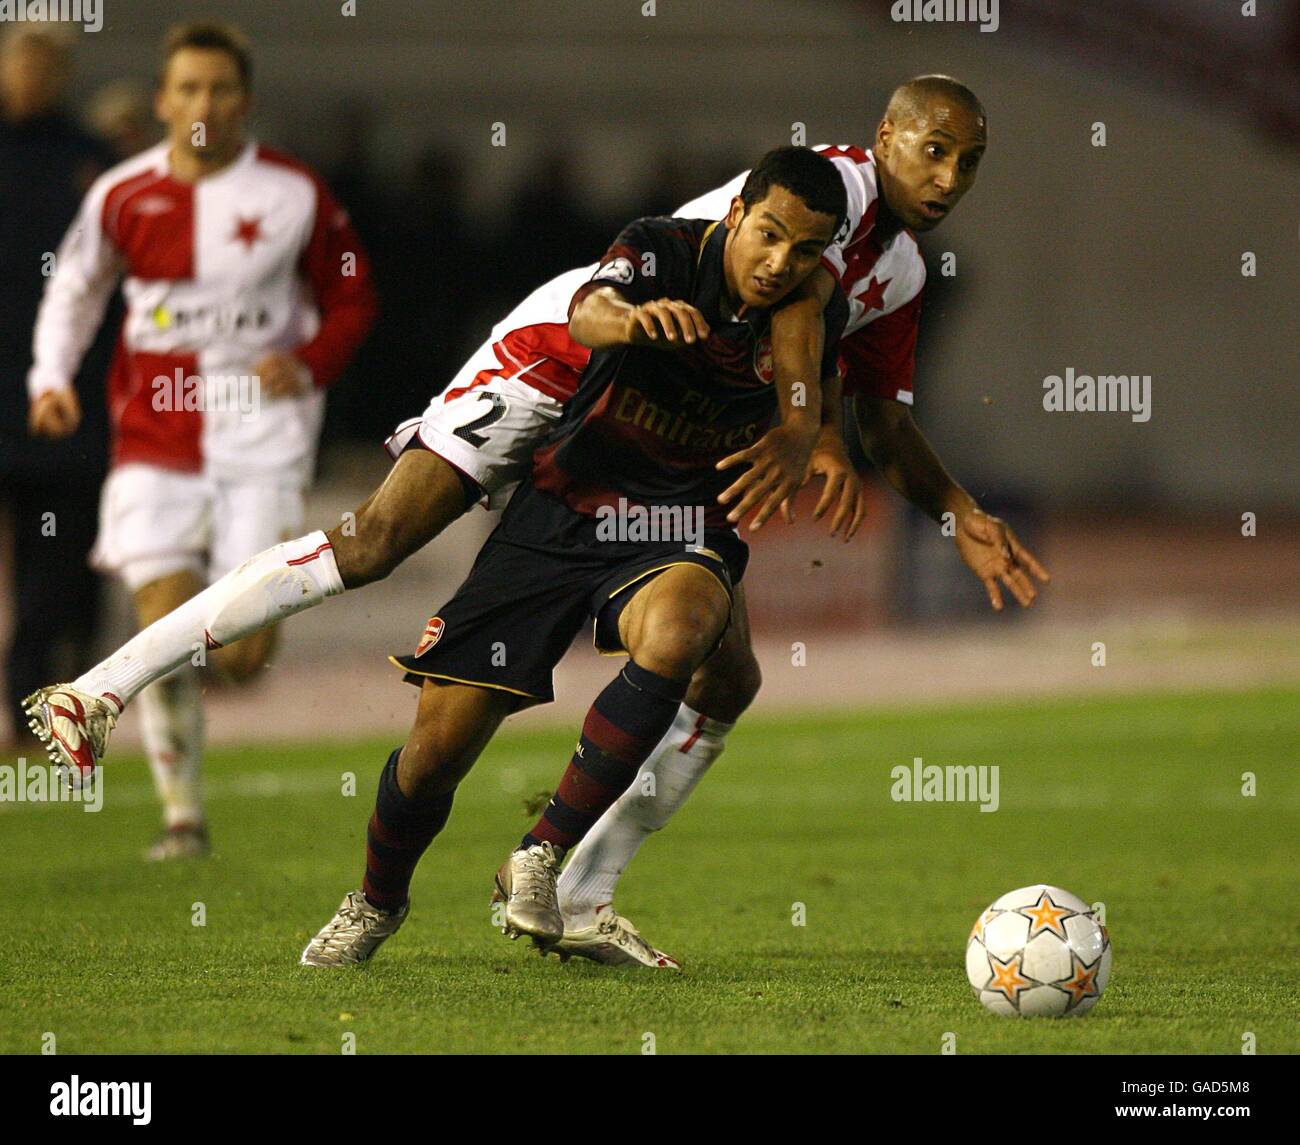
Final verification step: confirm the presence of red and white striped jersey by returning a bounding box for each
[675,144,925,405]
[28,140,377,480]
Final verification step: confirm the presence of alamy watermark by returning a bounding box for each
[0,0,102,33]
[50,1076,150,1125]
[152,369,260,422]
[891,756,999,812]
[890,0,999,33]
[0,758,102,811]
[1042,368,1151,422]
[595,497,705,549]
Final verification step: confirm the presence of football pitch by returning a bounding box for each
[2,686,1295,1055]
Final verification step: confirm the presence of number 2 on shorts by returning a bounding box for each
[453,392,508,448]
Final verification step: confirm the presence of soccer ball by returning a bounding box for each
[965,883,1111,1017]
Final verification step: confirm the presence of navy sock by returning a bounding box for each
[362,748,454,912]
[521,661,688,856]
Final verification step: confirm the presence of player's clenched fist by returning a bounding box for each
[626,298,710,348]
[254,352,312,399]
[28,388,82,439]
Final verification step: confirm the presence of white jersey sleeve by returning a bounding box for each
[672,145,870,282]
[673,170,747,223]
[28,173,124,398]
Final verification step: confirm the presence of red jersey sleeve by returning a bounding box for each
[295,180,378,388]
[838,291,921,405]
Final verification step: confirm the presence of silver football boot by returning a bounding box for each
[492,842,564,943]
[300,890,408,966]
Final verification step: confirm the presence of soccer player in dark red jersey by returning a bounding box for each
[297,146,849,964]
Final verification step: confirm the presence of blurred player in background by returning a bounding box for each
[85,79,160,162]
[1,26,112,757]
[24,22,376,858]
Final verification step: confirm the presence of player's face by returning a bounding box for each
[156,48,249,160]
[874,97,986,231]
[722,186,838,310]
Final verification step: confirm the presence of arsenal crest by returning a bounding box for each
[414,616,445,656]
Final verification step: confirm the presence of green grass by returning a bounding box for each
[1,687,1296,1054]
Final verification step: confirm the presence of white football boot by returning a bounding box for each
[22,684,122,791]
[492,842,564,943]
[546,908,682,970]
[300,890,408,967]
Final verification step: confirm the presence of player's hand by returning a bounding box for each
[954,508,1051,611]
[254,352,311,399]
[627,298,710,348]
[716,421,818,531]
[798,434,866,541]
[28,388,82,439]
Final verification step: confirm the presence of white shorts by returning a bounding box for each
[385,270,590,510]
[386,351,573,511]
[91,463,307,592]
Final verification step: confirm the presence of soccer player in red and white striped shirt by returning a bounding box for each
[25,23,376,857]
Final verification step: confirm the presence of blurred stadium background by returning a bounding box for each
[1,0,1296,748]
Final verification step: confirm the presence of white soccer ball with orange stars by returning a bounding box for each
[965,884,1112,1017]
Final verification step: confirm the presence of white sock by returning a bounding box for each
[73,531,344,709]
[138,666,205,829]
[557,702,732,928]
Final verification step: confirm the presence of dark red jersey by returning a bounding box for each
[527,215,846,530]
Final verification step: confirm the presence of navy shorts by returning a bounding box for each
[390,531,743,705]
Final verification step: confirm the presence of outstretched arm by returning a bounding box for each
[854,394,1050,610]
[717,265,838,530]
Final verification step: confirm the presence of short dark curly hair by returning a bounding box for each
[739,146,847,233]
